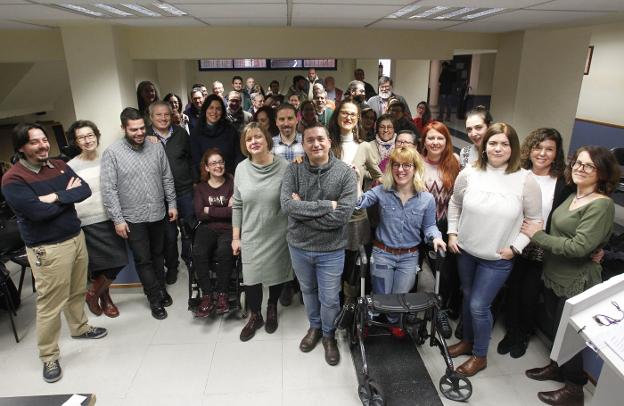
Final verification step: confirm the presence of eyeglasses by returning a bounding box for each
[339,111,357,118]
[207,160,225,167]
[391,162,414,170]
[572,160,597,173]
[396,140,414,146]
[76,134,96,143]
[593,301,624,326]
[379,125,394,131]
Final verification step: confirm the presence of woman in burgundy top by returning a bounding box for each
[192,148,235,317]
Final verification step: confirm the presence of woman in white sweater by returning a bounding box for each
[446,122,542,377]
[67,120,128,318]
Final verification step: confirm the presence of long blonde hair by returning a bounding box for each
[381,146,426,192]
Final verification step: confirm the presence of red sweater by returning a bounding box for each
[193,176,233,232]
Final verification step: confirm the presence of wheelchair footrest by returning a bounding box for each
[369,292,438,313]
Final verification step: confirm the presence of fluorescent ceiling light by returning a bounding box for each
[463,8,506,20]
[59,4,105,17]
[387,2,422,19]
[435,7,477,20]
[95,4,133,17]
[409,6,450,19]
[153,2,187,16]
[121,3,161,17]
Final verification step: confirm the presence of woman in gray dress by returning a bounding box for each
[232,122,293,342]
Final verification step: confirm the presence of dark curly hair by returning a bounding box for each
[519,128,566,177]
[565,146,621,195]
[66,120,101,149]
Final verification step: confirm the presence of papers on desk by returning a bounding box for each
[590,322,624,361]
[604,328,624,363]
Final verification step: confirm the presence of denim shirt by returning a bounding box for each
[357,185,441,249]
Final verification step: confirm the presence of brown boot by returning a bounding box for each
[85,275,106,316]
[265,304,278,334]
[526,360,564,382]
[194,295,214,318]
[448,340,473,358]
[215,292,230,315]
[299,328,322,352]
[322,336,340,366]
[240,312,264,342]
[537,383,584,406]
[456,355,487,377]
[100,288,119,318]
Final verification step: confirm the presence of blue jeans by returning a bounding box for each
[289,245,344,337]
[457,252,512,357]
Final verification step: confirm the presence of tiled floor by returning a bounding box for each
[0,261,593,405]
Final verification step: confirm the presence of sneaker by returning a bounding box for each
[43,360,62,383]
[436,310,453,339]
[215,292,230,315]
[72,326,108,339]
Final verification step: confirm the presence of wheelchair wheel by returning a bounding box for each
[439,372,472,402]
[358,380,384,406]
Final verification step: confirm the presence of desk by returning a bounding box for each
[551,273,624,406]
[0,394,95,406]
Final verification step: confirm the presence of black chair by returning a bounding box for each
[10,248,35,298]
[0,263,19,342]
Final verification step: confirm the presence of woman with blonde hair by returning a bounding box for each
[357,147,446,336]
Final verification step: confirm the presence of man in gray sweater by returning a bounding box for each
[281,124,357,366]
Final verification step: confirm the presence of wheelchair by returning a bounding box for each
[342,245,473,405]
[185,221,246,319]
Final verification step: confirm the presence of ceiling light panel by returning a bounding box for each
[409,6,450,19]
[153,2,187,16]
[386,1,423,19]
[463,7,505,19]
[434,7,477,19]
[58,4,105,17]
[94,3,133,17]
[120,3,161,17]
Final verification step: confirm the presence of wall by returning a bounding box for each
[576,23,624,126]
[490,31,524,125]
[475,53,496,95]
[392,60,430,114]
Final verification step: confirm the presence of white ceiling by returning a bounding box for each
[0,0,623,32]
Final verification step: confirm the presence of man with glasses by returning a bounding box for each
[367,76,411,117]
[281,124,357,366]
[146,101,196,285]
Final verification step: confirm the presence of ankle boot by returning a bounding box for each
[85,275,106,316]
[456,355,487,377]
[537,383,584,406]
[97,277,119,318]
[265,304,278,334]
[526,360,564,382]
[448,340,473,358]
[240,312,264,342]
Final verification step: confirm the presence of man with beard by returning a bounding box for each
[345,80,367,107]
[2,123,107,383]
[286,75,308,103]
[101,107,177,320]
[304,68,323,101]
[226,91,252,133]
[184,87,205,134]
[367,76,411,117]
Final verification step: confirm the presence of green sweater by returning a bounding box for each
[532,195,614,298]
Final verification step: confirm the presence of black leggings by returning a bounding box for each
[504,256,543,335]
[193,226,233,295]
[245,283,284,313]
[92,266,124,281]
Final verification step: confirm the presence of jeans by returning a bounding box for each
[457,251,512,357]
[127,219,166,304]
[164,192,194,271]
[289,245,344,337]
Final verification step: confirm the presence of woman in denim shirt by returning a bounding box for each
[357,146,446,337]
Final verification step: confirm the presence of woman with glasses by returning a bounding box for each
[497,128,571,359]
[67,120,128,318]
[522,146,619,406]
[357,114,395,186]
[395,130,418,149]
[357,147,445,336]
[164,93,190,134]
[192,148,234,317]
[446,123,542,377]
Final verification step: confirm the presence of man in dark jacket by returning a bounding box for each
[147,101,196,284]
[281,124,357,366]
[2,123,107,383]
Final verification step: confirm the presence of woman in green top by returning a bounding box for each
[232,122,292,342]
[521,146,620,406]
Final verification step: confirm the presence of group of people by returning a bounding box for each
[1,68,620,406]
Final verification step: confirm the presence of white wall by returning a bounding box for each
[392,60,430,114]
[576,23,624,126]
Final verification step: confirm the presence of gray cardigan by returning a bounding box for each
[280,153,357,252]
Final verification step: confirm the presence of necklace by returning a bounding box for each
[575,191,594,200]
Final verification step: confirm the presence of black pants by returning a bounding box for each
[127,219,166,304]
[193,225,233,295]
[164,192,194,271]
[246,283,284,313]
[342,249,359,297]
[545,287,588,385]
[505,256,543,335]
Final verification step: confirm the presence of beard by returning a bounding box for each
[379,90,392,99]
[353,94,365,103]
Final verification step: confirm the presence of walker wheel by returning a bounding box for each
[439,372,472,401]
[358,380,384,406]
